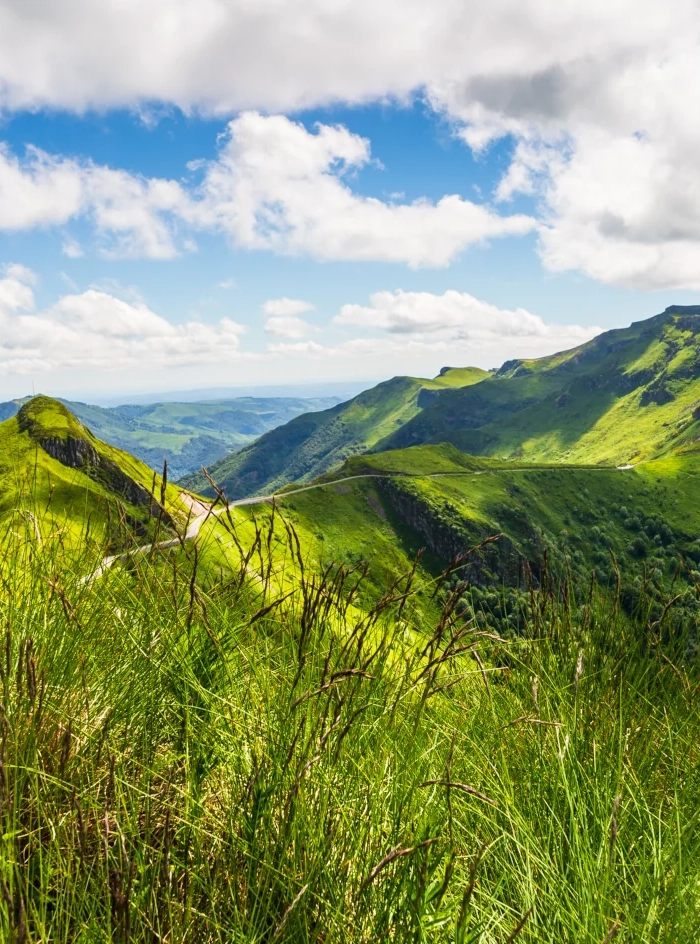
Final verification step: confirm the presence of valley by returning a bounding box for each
[0,393,343,480]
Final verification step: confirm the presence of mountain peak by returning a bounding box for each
[664,305,700,316]
[17,395,90,442]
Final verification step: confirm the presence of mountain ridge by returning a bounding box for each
[183,366,488,498]
[0,395,188,550]
[187,306,700,499]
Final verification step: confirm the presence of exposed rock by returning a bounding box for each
[17,400,173,525]
[377,478,537,587]
[665,305,700,317]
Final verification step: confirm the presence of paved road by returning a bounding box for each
[84,464,635,583]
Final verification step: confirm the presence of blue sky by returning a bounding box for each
[1,1,699,400]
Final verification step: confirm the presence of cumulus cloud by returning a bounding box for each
[0,267,246,374]
[261,298,314,340]
[0,145,83,229]
[335,289,600,350]
[0,0,475,113]
[0,113,532,267]
[192,112,534,266]
[262,298,315,317]
[2,2,700,286]
[426,4,700,290]
[0,144,191,259]
[62,236,84,259]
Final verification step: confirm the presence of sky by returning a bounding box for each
[1,0,700,401]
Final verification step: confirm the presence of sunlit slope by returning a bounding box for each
[186,367,487,499]
[382,306,700,464]
[0,396,187,549]
[220,442,700,597]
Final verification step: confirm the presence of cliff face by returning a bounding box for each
[37,435,100,469]
[376,478,539,588]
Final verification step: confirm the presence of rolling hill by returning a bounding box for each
[214,441,700,620]
[189,305,700,499]
[184,366,488,498]
[0,394,341,479]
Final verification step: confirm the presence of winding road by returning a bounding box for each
[84,464,635,583]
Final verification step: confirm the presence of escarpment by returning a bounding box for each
[376,477,540,588]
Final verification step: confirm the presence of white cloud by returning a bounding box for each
[335,289,600,350]
[0,145,83,229]
[4,263,37,284]
[262,297,315,317]
[0,1,476,113]
[0,267,246,374]
[0,113,533,267]
[426,4,700,290]
[61,236,84,259]
[264,316,311,341]
[1,2,700,286]
[262,299,314,340]
[0,266,611,392]
[193,112,534,266]
[85,166,189,259]
[0,144,191,260]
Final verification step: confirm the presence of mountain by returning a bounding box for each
[189,306,700,500]
[383,306,700,463]
[0,395,188,550]
[216,440,700,624]
[184,367,488,498]
[0,394,342,479]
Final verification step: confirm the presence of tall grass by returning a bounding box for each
[0,504,698,942]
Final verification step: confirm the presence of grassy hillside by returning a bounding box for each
[384,306,700,464]
[1,395,700,938]
[190,306,700,501]
[185,367,488,499]
[0,394,341,479]
[209,442,700,635]
[1,472,698,940]
[0,396,189,554]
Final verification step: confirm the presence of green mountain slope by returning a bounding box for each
[0,396,188,551]
[0,395,341,479]
[383,306,700,463]
[187,306,700,499]
[216,441,700,625]
[185,366,488,498]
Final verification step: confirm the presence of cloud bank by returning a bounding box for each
[335,289,600,351]
[0,113,533,267]
[0,266,246,374]
[2,1,699,289]
[0,267,601,381]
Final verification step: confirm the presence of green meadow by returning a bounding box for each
[2,307,700,941]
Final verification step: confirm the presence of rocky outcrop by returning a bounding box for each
[38,435,100,469]
[376,478,538,588]
[17,400,172,523]
[40,433,170,519]
[417,388,441,408]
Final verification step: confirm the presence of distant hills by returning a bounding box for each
[0,394,342,479]
[188,306,700,499]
